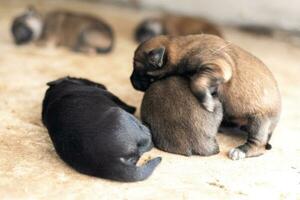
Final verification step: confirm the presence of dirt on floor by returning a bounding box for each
[0,0,299,199]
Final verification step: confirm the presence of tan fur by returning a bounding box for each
[162,15,222,38]
[134,34,281,158]
[136,34,281,118]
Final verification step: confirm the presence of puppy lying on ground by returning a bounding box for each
[12,6,114,54]
[135,14,222,43]
[130,34,281,160]
[42,77,161,182]
[141,76,222,156]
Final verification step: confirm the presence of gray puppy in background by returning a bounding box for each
[141,76,223,156]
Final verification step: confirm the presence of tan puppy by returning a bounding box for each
[141,76,222,156]
[135,14,222,43]
[11,7,114,54]
[130,34,281,160]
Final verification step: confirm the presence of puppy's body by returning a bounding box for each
[41,11,114,53]
[12,8,114,53]
[141,76,222,156]
[131,34,281,160]
[42,77,161,182]
[135,15,222,43]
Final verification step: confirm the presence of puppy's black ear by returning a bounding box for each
[46,77,69,86]
[147,47,166,68]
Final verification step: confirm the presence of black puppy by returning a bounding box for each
[42,77,161,182]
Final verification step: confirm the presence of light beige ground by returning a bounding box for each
[0,0,299,199]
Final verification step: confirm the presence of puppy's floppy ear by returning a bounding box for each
[147,47,166,68]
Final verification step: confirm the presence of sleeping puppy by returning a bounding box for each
[130,34,281,160]
[141,76,222,156]
[11,6,114,54]
[135,14,222,43]
[42,77,161,182]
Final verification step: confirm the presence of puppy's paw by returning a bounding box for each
[228,148,246,160]
[202,100,215,112]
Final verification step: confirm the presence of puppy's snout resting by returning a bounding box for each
[130,70,152,91]
[42,77,161,182]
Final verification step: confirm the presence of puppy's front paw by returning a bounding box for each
[228,148,246,160]
[202,100,215,112]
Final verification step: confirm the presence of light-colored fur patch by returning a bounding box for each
[26,17,43,40]
[148,21,163,35]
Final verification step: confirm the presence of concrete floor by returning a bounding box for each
[0,0,299,199]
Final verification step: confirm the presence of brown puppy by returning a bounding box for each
[135,14,222,43]
[11,7,114,53]
[141,76,222,156]
[130,34,281,160]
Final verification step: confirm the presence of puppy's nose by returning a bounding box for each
[130,71,151,91]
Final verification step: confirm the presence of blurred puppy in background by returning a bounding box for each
[135,14,222,43]
[11,6,114,54]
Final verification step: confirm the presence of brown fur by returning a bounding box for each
[135,14,222,43]
[40,10,114,53]
[162,15,222,37]
[12,7,114,53]
[141,76,222,156]
[131,34,281,159]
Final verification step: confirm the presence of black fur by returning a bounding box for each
[131,47,167,91]
[11,18,33,45]
[42,77,161,182]
[135,19,164,43]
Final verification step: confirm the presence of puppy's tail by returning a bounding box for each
[103,157,162,182]
[81,24,114,54]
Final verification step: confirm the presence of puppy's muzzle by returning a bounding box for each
[130,70,152,91]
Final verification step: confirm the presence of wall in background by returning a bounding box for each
[98,0,300,31]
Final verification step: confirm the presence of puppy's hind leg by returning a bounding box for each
[78,26,113,54]
[229,116,272,160]
[190,65,226,112]
[192,138,220,156]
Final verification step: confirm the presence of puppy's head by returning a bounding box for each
[131,36,172,91]
[135,18,165,43]
[47,76,107,90]
[11,6,43,45]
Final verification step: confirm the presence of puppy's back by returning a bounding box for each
[42,78,161,182]
[141,76,222,156]
[41,11,113,52]
[164,15,222,38]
